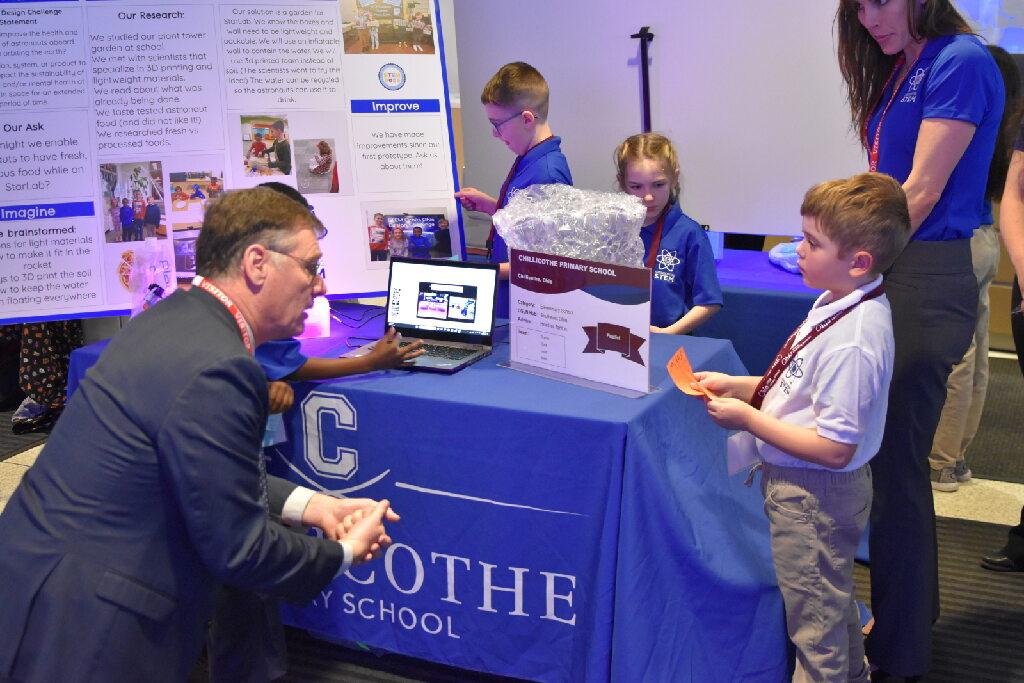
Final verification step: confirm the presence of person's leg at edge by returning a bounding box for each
[980,278,1024,571]
[959,224,1000,473]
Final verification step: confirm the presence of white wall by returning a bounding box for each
[454,0,867,243]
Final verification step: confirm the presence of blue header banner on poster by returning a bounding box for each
[350,99,441,114]
[0,202,95,221]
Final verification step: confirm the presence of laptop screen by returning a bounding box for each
[386,258,498,341]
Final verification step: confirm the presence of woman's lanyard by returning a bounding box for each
[644,204,671,269]
[192,276,254,354]
[750,284,885,410]
[862,45,925,172]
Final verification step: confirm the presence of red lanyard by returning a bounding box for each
[488,136,555,246]
[192,276,254,354]
[751,284,884,409]
[862,44,925,172]
[644,204,671,269]
[863,55,905,172]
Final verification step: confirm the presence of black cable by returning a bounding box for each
[330,308,385,329]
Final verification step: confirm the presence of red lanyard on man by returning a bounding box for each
[192,276,254,354]
[644,204,671,269]
[750,284,885,409]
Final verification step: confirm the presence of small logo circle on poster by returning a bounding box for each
[379,63,406,91]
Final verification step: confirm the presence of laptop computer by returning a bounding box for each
[348,257,499,373]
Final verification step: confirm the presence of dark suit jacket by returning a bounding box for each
[0,287,343,682]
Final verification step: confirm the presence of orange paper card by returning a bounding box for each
[667,347,715,398]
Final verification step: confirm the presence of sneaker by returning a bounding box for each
[953,460,972,483]
[930,467,959,492]
[11,396,45,423]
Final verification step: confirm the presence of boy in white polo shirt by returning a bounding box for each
[697,172,912,683]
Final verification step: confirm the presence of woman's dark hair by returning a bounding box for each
[836,0,973,140]
[986,46,1024,202]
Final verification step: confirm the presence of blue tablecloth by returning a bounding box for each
[266,319,786,682]
[66,338,108,400]
[702,249,820,374]
[66,303,788,682]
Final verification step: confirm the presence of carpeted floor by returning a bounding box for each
[281,630,523,683]
[965,358,1024,484]
[855,516,1024,683]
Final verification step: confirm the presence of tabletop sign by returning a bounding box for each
[509,248,651,395]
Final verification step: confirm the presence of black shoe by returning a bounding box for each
[980,552,1024,572]
[11,408,60,435]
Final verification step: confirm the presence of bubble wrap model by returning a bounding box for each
[492,184,647,267]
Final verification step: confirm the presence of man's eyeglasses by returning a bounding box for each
[488,110,523,132]
[267,247,323,281]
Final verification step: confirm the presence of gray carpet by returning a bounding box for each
[964,358,1024,484]
[282,629,523,683]
[855,516,1024,683]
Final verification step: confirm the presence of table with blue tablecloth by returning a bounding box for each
[269,312,786,682]
[67,304,788,682]
[702,248,820,374]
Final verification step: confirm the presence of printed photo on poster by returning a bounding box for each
[241,115,292,177]
[341,0,435,55]
[295,139,339,194]
[99,161,165,244]
[361,204,450,266]
[104,242,174,311]
[168,169,223,283]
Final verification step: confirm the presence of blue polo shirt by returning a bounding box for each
[491,136,572,317]
[866,34,1003,241]
[981,199,993,227]
[255,338,306,380]
[642,203,723,328]
[408,233,433,259]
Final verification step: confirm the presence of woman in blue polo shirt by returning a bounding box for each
[615,133,722,334]
[836,1,1004,679]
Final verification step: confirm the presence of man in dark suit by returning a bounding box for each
[0,187,395,681]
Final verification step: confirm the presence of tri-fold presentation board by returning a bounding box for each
[0,0,461,323]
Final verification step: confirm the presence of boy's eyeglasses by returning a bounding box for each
[489,110,523,132]
[267,248,323,282]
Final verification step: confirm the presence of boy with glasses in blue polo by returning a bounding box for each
[454,61,572,318]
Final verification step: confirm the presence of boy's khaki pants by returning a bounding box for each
[762,463,872,683]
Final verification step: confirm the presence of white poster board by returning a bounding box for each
[0,0,461,324]
[510,249,650,396]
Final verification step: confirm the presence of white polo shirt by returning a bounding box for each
[754,275,894,471]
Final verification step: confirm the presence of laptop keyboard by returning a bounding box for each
[421,343,478,360]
